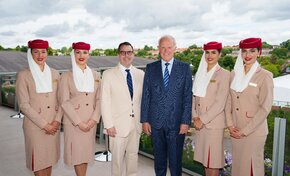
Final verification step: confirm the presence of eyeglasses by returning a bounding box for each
[119,50,133,56]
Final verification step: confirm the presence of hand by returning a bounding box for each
[43,123,57,135]
[87,119,96,129]
[228,126,243,139]
[106,127,117,137]
[50,121,60,130]
[142,122,151,135]
[77,122,90,132]
[179,124,189,134]
[194,118,203,130]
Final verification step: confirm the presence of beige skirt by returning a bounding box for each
[63,121,97,166]
[193,127,224,168]
[231,135,267,176]
[23,118,60,171]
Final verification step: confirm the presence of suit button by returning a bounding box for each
[236,108,239,111]
[198,104,200,106]
[47,106,50,109]
[86,104,89,106]
[237,96,239,99]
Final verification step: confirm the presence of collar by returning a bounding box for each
[119,63,132,72]
[161,58,174,65]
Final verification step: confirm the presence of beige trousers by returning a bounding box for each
[109,120,140,176]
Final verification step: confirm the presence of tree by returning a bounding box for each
[263,64,280,77]
[270,48,288,58]
[91,49,101,56]
[262,42,273,49]
[221,48,233,57]
[47,47,53,56]
[136,49,148,57]
[15,45,21,51]
[104,48,117,56]
[0,45,4,50]
[144,45,153,51]
[60,46,69,55]
[280,39,290,50]
[188,44,198,49]
[220,55,235,71]
[20,46,28,52]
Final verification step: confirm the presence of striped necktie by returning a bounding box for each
[125,69,133,99]
[163,63,170,88]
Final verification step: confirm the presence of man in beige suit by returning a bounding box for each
[101,42,144,176]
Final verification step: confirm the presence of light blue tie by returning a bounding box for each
[125,69,133,99]
[163,63,170,88]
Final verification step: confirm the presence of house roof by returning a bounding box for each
[0,51,154,73]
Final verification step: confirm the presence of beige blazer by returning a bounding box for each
[192,66,230,129]
[16,68,62,171]
[59,71,101,125]
[101,65,144,137]
[225,67,273,136]
[59,70,101,166]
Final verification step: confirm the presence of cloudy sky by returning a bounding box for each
[0,0,289,49]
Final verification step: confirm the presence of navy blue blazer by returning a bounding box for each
[141,59,192,130]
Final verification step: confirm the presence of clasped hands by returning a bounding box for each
[228,126,246,139]
[43,120,60,135]
[192,117,203,130]
[77,119,97,132]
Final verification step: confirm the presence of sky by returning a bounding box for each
[0,0,290,49]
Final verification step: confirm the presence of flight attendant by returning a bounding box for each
[226,37,273,176]
[59,42,101,176]
[192,41,230,176]
[16,39,62,176]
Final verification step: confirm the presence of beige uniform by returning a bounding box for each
[101,65,144,176]
[225,67,273,176]
[16,68,62,172]
[192,66,230,168]
[59,71,101,166]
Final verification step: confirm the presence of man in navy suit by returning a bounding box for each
[141,35,192,176]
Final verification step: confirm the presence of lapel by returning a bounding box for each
[154,60,165,91]
[211,65,221,80]
[113,66,131,101]
[131,66,139,102]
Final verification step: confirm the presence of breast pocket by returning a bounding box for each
[245,111,255,118]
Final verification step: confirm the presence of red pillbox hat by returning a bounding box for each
[28,39,49,49]
[72,42,91,50]
[239,38,262,49]
[203,41,222,50]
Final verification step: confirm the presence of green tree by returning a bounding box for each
[280,39,290,50]
[104,48,118,56]
[220,55,235,71]
[144,45,153,51]
[263,64,280,77]
[193,49,203,55]
[91,49,101,56]
[271,48,288,58]
[262,42,273,49]
[20,46,28,52]
[188,44,198,49]
[15,45,21,51]
[47,47,53,56]
[60,46,69,55]
[136,49,148,57]
[221,48,233,57]
[0,45,4,50]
